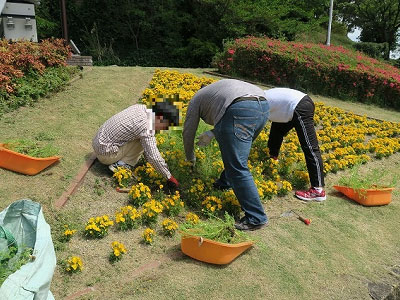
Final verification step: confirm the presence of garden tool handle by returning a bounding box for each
[116,187,130,193]
[298,216,311,225]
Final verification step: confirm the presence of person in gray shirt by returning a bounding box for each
[183,79,269,231]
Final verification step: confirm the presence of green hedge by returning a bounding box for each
[0,66,78,116]
[213,36,400,110]
[353,42,389,60]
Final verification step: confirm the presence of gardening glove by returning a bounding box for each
[196,130,215,147]
[165,175,179,193]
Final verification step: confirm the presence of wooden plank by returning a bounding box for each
[54,152,97,208]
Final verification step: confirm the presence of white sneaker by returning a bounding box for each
[108,161,132,173]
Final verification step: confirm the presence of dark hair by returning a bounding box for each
[152,101,180,126]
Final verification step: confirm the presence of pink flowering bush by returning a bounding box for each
[213,36,400,110]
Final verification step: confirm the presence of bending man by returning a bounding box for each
[183,79,269,231]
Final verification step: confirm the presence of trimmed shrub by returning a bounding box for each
[0,38,74,115]
[213,36,400,110]
[0,66,78,114]
[353,42,389,60]
[395,58,400,69]
[0,38,70,93]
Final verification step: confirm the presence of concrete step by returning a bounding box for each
[67,55,93,66]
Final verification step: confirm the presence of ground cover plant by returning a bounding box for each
[0,38,77,115]
[0,246,33,286]
[2,139,59,158]
[213,36,400,109]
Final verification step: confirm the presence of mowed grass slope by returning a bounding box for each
[0,67,399,300]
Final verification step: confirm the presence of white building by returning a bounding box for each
[0,0,39,42]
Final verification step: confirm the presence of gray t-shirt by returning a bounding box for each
[183,79,265,161]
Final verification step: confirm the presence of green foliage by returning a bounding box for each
[36,0,338,67]
[295,24,354,48]
[3,139,59,158]
[338,165,398,189]
[0,247,33,286]
[35,0,400,66]
[36,16,59,40]
[34,0,61,39]
[180,212,251,244]
[337,0,400,58]
[0,66,78,115]
[353,42,389,60]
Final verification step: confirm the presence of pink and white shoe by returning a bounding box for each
[295,187,326,202]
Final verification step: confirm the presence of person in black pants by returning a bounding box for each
[265,87,326,201]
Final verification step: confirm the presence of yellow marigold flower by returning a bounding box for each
[162,218,179,236]
[142,228,155,244]
[110,241,127,262]
[66,256,83,273]
[84,215,113,238]
[185,212,199,225]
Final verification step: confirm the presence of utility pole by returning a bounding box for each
[60,0,68,42]
[326,0,334,46]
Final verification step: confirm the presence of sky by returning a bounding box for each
[347,28,360,42]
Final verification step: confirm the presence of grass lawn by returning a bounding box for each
[0,66,399,300]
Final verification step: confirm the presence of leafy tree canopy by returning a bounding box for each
[337,0,400,58]
[35,0,344,66]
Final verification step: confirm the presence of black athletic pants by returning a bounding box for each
[267,96,324,187]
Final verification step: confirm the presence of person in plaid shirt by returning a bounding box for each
[92,101,180,190]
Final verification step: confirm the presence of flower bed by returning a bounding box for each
[212,36,400,110]
[139,70,400,210]
[60,69,400,270]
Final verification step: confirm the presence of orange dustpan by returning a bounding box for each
[181,236,254,265]
[0,143,60,175]
[333,185,394,206]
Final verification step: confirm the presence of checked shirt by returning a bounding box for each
[92,104,171,179]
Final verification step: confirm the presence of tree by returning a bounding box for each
[35,0,337,66]
[35,0,61,39]
[196,0,330,41]
[337,0,400,59]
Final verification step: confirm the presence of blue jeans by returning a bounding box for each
[213,100,269,225]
